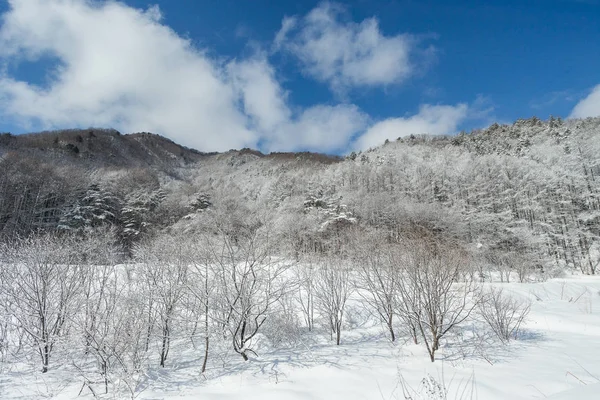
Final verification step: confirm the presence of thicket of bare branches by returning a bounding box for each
[478,287,531,343]
[396,236,480,362]
[314,257,353,345]
[353,232,402,342]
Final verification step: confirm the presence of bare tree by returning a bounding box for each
[293,258,317,332]
[354,233,401,342]
[397,238,480,362]
[0,235,83,372]
[206,200,295,361]
[314,257,353,345]
[76,262,120,395]
[75,228,121,354]
[135,234,189,367]
[485,249,512,283]
[75,261,150,398]
[94,271,149,399]
[185,235,217,373]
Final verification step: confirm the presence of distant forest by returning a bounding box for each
[1,117,598,275]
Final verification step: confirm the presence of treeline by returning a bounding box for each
[329,116,600,275]
[2,117,599,276]
[0,154,180,253]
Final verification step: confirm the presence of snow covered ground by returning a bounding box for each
[2,275,600,400]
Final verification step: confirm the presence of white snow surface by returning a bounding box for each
[2,275,600,399]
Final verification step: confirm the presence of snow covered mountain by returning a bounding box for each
[1,117,599,274]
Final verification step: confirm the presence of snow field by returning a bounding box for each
[2,273,600,399]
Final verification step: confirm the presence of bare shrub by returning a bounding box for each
[478,287,530,343]
[396,372,477,400]
[261,295,303,348]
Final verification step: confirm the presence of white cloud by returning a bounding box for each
[0,0,373,153]
[144,4,162,22]
[0,0,256,152]
[570,84,600,118]
[228,56,368,152]
[270,104,368,152]
[275,2,426,90]
[354,104,469,150]
[228,57,291,134]
[0,0,462,154]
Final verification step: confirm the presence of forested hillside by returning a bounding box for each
[2,116,598,274]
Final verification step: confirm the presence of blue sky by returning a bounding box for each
[0,0,599,153]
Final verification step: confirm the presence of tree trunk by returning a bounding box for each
[429,349,435,362]
[407,322,419,344]
[42,343,49,373]
[160,317,170,367]
[201,335,209,372]
[102,359,108,394]
[308,291,314,332]
[417,322,435,362]
[387,314,395,342]
[201,302,209,373]
[145,312,153,352]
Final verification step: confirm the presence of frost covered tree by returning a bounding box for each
[314,257,353,345]
[78,268,150,398]
[0,235,83,372]
[58,184,120,232]
[135,233,189,367]
[353,231,402,342]
[120,189,165,252]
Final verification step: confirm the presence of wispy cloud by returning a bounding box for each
[228,55,368,152]
[529,90,576,110]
